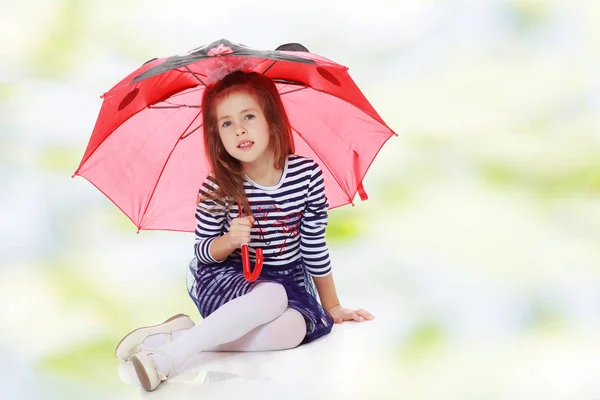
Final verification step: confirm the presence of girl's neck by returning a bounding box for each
[243,151,283,187]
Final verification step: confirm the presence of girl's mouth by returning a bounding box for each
[237,141,254,150]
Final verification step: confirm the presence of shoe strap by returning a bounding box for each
[126,331,173,361]
[148,348,176,378]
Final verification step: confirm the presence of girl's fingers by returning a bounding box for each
[331,308,374,324]
[233,218,253,227]
[356,309,375,320]
[231,226,252,235]
[231,230,250,238]
[332,312,365,323]
[234,221,253,229]
[341,312,365,323]
[231,234,251,244]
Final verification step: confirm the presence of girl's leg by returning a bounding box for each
[155,282,288,370]
[141,308,306,352]
[208,307,306,352]
[120,308,306,387]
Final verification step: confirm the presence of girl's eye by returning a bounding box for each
[222,121,231,128]
[245,114,255,120]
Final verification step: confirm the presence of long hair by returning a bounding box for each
[200,70,295,216]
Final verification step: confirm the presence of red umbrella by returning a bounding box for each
[74,39,396,234]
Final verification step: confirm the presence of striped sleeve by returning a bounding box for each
[194,175,226,264]
[300,162,332,277]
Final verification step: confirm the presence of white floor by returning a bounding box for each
[114,277,600,400]
[119,318,399,399]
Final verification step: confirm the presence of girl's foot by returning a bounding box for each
[115,314,195,361]
[131,348,175,392]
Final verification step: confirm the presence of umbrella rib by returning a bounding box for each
[261,60,277,75]
[138,108,203,229]
[350,128,396,206]
[75,174,143,233]
[280,86,308,96]
[181,122,203,140]
[169,86,205,98]
[289,93,396,206]
[284,94,356,153]
[273,78,304,85]
[284,88,395,152]
[285,93,395,204]
[283,72,395,133]
[293,128,353,203]
[184,66,207,87]
[149,105,201,109]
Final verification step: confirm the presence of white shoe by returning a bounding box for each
[118,361,141,387]
[115,314,194,361]
[131,348,175,392]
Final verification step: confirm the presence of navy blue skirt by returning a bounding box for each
[186,256,334,344]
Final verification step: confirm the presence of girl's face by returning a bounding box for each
[216,91,272,167]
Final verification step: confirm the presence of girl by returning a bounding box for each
[115,71,374,392]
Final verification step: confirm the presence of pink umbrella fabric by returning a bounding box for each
[74,39,396,232]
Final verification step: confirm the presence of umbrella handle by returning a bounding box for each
[238,202,263,282]
[241,244,263,282]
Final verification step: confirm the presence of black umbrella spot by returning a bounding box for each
[316,67,341,86]
[143,57,158,66]
[118,88,139,111]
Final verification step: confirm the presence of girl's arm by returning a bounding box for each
[196,174,255,262]
[299,162,342,309]
[312,273,341,311]
[207,232,236,261]
[194,175,228,264]
[314,273,374,323]
[301,161,375,323]
[208,215,255,261]
[300,162,332,276]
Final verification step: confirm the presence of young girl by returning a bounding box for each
[115,70,374,392]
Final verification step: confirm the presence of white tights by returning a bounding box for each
[150,282,307,373]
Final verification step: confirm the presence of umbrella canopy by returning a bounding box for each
[75,39,396,232]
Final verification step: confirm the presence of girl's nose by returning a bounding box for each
[235,124,246,136]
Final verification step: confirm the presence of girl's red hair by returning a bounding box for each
[200,71,295,215]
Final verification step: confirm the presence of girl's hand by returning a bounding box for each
[227,216,255,249]
[327,305,375,324]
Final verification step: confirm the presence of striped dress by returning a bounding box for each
[186,155,334,344]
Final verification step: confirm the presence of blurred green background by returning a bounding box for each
[2,0,600,398]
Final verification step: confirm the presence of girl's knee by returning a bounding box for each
[252,282,288,316]
[281,309,307,348]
